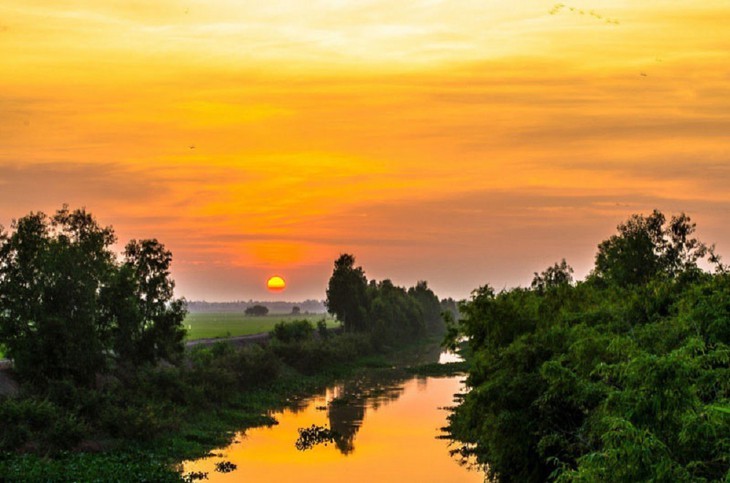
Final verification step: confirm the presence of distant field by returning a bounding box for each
[184,312,339,341]
[0,316,340,355]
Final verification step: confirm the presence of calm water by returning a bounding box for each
[183,353,483,482]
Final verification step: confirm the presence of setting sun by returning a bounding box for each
[266,276,286,292]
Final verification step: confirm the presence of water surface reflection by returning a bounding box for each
[184,369,482,482]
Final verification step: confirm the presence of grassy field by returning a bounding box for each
[0,316,339,355]
[184,312,339,341]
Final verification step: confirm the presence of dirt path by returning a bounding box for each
[185,332,270,349]
[0,334,271,370]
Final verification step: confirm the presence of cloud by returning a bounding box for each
[2,1,730,301]
[0,162,166,211]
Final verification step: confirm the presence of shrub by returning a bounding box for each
[270,319,314,343]
[0,397,86,451]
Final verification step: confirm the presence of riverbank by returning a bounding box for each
[0,332,459,481]
[183,361,478,482]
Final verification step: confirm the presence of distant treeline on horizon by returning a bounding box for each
[186,300,327,314]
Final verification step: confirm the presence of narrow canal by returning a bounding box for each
[183,351,484,482]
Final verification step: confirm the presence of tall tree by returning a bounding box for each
[121,239,186,364]
[325,254,370,332]
[408,281,444,334]
[531,259,574,293]
[0,206,186,385]
[371,279,424,344]
[593,210,707,286]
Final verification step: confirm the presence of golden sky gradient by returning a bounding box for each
[2,1,729,300]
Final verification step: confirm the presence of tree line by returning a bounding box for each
[447,210,730,482]
[0,206,186,387]
[0,206,452,480]
[325,253,446,347]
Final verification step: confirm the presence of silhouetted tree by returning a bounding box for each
[370,279,424,345]
[440,297,460,321]
[408,281,444,334]
[245,304,269,316]
[120,239,187,364]
[325,254,370,332]
[0,206,186,386]
[531,259,574,293]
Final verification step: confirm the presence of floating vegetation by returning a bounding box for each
[295,424,340,451]
[183,471,208,481]
[214,461,237,473]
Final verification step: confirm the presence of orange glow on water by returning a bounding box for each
[183,375,482,482]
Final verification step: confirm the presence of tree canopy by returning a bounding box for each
[593,210,708,286]
[325,253,444,345]
[244,304,269,316]
[325,254,370,332]
[447,210,729,482]
[0,206,186,386]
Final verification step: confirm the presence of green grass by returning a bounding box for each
[184,312,339,341]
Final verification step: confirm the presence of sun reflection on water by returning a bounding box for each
[183,369,483,482]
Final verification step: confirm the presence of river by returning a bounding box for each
[182,351,484,482]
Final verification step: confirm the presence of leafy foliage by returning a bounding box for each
[270,319,315,343]
[408,281,445,334]
[325,254,444,346]
[593,210,708,286]
[326,254,370,332]
[0,206,186,386]
[0,212,450,480]
[245,304,269,316]
[448,211,730,482]
[369,279,425,347]
[532,258,574,293]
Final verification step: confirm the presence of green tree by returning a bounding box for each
[593,210,708,286]
[531,259,574,293]
[0,207,186,386]
[408,281,444,334]
[245,304,269,316]
[370,279,424,345]
[594,211,665,286]
[120,239,186,364]
[447,211,730,482]
[325,254,370,332]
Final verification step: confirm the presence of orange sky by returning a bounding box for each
[2,1,729,301]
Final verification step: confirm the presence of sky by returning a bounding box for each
[2,1,729,301]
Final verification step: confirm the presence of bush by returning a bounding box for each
[100,400,179,441]
[317,319,329,339]
[0,398,86,451]
[270,333,373,375]
[449,274,730,481]
[270,319,314,343]
[186,343,281,405]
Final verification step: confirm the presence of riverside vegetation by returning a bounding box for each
[0,207,448,481]
[3,206,727,481]
[446,211,730,482]
[183,312,339,341]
